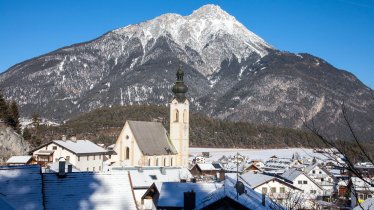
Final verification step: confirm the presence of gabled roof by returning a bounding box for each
[304,163,334,178]
[6,155,32,164]
[156,182,222,208]
[0,165,43,210]
[281,168,323,190]
[43,171,137,210]
[29,139,107,155]
[127,120,177,155]
[196,176,284,210]
[123,167,193,188]
[281,168,303,181]
[53,140,107,154]
[240,171,298,190]
[196,163,221,171]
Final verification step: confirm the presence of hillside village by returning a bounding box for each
[1,68,373,210]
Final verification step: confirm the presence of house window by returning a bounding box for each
[262,187,267,194]
[183,110,188,123]
[298,180,302,184]
[174,109,179,122]
[93,167,95,171]
[150,175,157,180]
[66,156,70,161]
[319,171,322,174]
[93,155,95,160]
[271,187,276,193]
[126,147,130,160]
[310,190,316,194]
[99,155,101,160]
[87,167,89,171]
[99,166,101,171]
[53,146,57,150]
[109,155,112,159]
[312,170,315,174]
[87,156,89,161]
[303,180,307,184]
[280,187,285,193]
[78,156,80,161]
[321,178,324,182]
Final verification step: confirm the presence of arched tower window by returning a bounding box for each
[174,109,179,122]
[125,147,130,160]
[183,109,188,123]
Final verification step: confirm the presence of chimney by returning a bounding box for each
[58,158,66,177]
[218,169,225,181]
[262,193,266,206]
[62,135,67,141]
[160,167,166,175]
[67,164,73,173]
[184,191,196,210]
[71,136,77,142]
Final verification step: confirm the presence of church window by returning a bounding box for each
[126,135,129,140]
[170,157,173,166]
[164,158,167,166]
[156,158,159,166]
[126,147,130,160]
[148,158,151,166]
[174,109,179,122]
[183,110,188,123]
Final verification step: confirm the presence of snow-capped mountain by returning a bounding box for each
[0,4,373,141]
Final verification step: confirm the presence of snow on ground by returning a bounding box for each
[189,147,328,162]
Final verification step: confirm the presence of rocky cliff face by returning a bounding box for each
[0,4,373,141]
[0,125,30,164]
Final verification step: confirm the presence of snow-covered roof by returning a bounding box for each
[281,168,302,181]
[43,171,136,210]
[6,155,32,164]
[0,165,44,210]
[156,182,222,208]
[353,198,374,210]
[53,140,107,154]
[117,167,193,188]
[197,163,220,171]
[0,197,15,210]
[196,176,284,209]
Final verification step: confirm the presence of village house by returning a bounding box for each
[304,163,337,199]
[29,137,107,172]
[114,67,190,168]
[190,163,223,180]
[238,171,301,205]
[141,176,284,210]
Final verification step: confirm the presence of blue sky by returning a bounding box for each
[0,0,373,88]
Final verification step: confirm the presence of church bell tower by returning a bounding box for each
[170,66,189,167]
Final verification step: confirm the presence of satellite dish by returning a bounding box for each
[235,181,245,195]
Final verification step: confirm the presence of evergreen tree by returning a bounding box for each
[8,100,20,133]
[0,90,10,122]
[23,127,32,141]
[31,113,41,127]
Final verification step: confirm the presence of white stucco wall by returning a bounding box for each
[169,98,189,167]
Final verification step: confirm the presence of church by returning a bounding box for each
[114,67,190,167]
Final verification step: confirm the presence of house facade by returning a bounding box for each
[30,138,107,171]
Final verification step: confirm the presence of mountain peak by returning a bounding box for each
[190,4,233,20]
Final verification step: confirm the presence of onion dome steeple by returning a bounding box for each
[172,66,188,102]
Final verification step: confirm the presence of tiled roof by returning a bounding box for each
[43,171,137,210]
[128,120,177,155]
[0,165,43,210]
